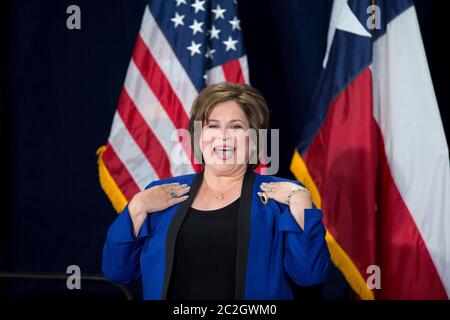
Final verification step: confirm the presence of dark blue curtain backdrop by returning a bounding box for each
[0,0,448,299]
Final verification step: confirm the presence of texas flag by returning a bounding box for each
[291,0,450,299]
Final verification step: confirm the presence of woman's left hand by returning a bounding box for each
[259,182,312,206]
[259,182,313,229]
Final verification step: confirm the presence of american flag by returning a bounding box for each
[97,0,249,212]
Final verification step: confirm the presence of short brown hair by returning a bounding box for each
[188,82,270,171]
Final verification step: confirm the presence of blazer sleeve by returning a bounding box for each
[278,205,331,286]
[102,183,154,284]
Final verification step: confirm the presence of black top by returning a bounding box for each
[167,197,240,300]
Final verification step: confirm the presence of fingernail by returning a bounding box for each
[181,183,188,187]
[257,192,262,196]
[183,195,189,198]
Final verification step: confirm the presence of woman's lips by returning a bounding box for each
[213,146,236,160]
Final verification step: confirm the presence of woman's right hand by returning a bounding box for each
[128,182,191,237]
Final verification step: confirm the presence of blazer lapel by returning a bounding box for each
[234,170,255,299]
[161,171,204,299]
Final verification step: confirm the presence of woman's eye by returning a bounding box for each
[207,125,218,128]
[231,125,242,129]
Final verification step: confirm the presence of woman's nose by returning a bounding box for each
[214,128,232,140]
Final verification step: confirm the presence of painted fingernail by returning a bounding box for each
[181,183,188,187]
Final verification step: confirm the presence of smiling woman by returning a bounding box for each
[188,82,269,173]
[102,82,331,300]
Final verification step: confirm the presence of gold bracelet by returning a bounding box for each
[286,186,310,205]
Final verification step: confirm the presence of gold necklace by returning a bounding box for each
[203,177,242,201]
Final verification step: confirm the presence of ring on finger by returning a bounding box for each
[168,191,178,199]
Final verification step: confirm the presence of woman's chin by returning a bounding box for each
[205,161,246,174]
[202,149,249,174]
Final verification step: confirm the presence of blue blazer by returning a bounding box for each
[102,170,330,300]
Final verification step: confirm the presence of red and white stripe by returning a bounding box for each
[371,5,450,298]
